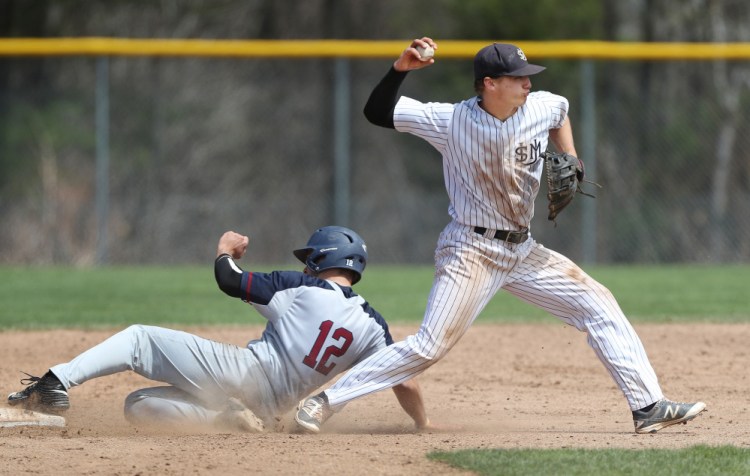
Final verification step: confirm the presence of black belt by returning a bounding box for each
[474,226,529,244]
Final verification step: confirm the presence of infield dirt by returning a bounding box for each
[1,323,748,475]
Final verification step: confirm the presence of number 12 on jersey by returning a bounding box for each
[302,320,353,375]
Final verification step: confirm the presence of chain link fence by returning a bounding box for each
[1,52,749,266]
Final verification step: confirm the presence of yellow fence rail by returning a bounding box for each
[2,38,750,60]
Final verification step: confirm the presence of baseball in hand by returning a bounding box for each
[416,45,434,60]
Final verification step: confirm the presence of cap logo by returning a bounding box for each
[516,48,527,62]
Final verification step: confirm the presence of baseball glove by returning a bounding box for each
[543,151,598,222]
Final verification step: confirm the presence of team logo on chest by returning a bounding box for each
[514,140,542,165]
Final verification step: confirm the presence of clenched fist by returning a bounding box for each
[217,231,249,259]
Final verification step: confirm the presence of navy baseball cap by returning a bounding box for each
[474,43,546,80]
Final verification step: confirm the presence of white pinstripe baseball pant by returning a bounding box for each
[325,220,663,411]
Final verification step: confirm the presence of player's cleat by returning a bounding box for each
[215,397,265,433]
[7,371,70,412]
[633,399,706,434]
[295,395,332,434]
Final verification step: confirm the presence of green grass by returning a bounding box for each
[428,445,750,476]
[0,266,254,329]
[1,264,749,329]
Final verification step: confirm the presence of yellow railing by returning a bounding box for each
[2,38,750,59]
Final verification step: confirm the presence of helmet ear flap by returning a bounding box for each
[305,252,325,272]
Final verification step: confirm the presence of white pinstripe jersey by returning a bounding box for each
[393,92,568,230]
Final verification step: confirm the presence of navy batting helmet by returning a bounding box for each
[293,226,368,284]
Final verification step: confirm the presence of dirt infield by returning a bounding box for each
[1,323,748,475]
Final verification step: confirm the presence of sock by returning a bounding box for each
[636,402,656,414]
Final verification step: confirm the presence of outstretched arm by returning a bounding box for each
[391,379,433,431]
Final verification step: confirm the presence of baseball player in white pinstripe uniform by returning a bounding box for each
[296,38,706,435]
[8,227,433,432]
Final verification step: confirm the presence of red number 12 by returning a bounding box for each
[302,320,353,375]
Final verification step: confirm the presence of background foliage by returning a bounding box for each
[1,0,750,266]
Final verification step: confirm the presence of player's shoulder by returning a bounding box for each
[398,95,456,113]
[336,286,392,343]
[528,90,567,102]
[528,90,568,107]
[457,96,480,110]
[334,284,375,313]
[250,270,336,294]
[266,272,372,303]
[526,91,569,117]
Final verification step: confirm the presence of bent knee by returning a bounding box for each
[409,334,453,362]
[124,390,150,423]
[415,345,449,362]
[122,323,154,337]
[123,387,178,424]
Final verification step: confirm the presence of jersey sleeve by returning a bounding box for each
[240,270,307,304]
[214,258,306,320]
[393,96,454,153]
[532,91,569,129]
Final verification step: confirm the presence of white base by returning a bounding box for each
[0,407,66,428]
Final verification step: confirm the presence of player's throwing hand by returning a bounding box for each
[394,37,437,72]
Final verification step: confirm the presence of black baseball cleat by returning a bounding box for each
[7,370,70,412]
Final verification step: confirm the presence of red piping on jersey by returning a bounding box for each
[244,271,253,301]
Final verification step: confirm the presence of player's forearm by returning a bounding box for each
[363,67,408,129]
[391,380,430,429]
[214,254,245,298]
[549,116,577,156]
